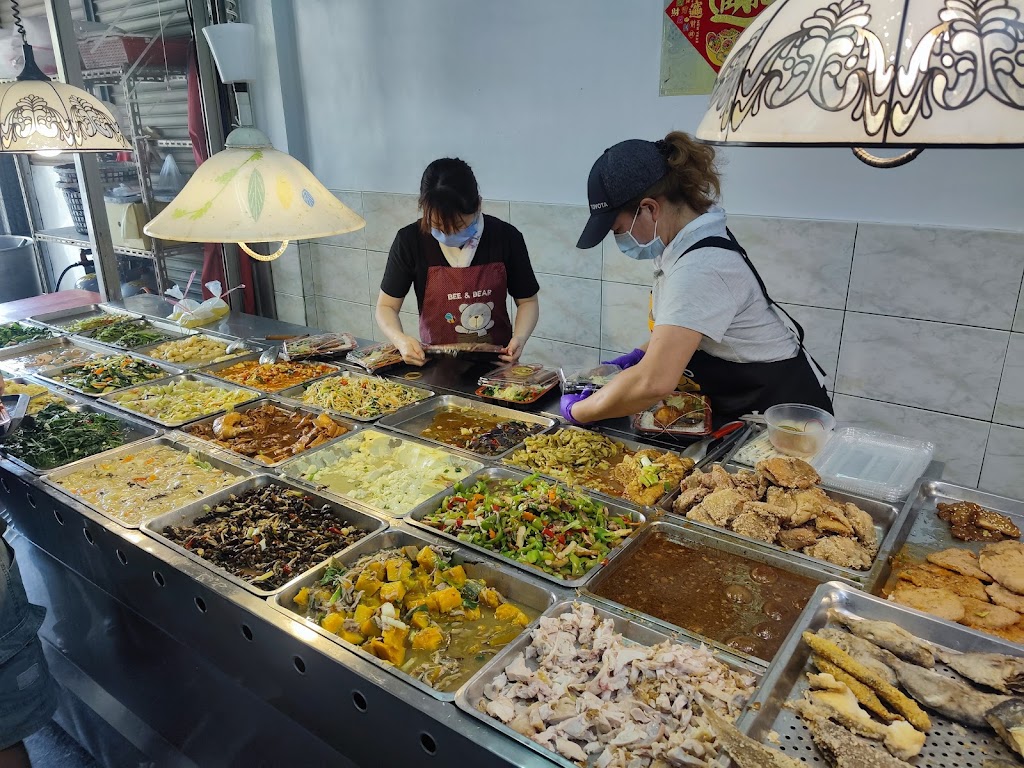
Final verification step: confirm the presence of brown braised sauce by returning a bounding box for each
[592,533,819,661]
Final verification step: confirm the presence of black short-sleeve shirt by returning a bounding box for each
[379,214,540,312]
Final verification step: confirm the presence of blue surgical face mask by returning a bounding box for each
[614,205,663,260]
[431,216,479,248]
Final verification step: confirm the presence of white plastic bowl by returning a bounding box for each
[764,403,835,457]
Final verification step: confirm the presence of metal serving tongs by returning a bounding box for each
[0,395,30,440]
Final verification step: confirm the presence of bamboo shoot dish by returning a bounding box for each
[293,544,537,692]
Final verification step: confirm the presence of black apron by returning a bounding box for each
[670,229,834,423]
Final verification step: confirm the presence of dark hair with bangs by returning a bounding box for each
[418,158,480,235]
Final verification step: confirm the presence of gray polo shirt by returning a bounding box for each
[652,207,799,364]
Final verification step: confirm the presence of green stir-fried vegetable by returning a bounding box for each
[0,322,52,348]
[418,475,640,580]
[62,314,124,334]
[3,403,130,469]
[90,322,172,348]
[54,355,168,394]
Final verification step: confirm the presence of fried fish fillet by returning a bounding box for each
[845,503,877,550]
[756,457,821,489]
[926,548,991,581]
[732,509,782,543]
[816,506,855,537]
[958,596,1020,630]
[896,562,988,602]
[791,488,830,526]
[672,486,710,515]
[987,583,1024,613]
[779,526,819,551]
[804,536,873,570]
[689,488,746,527]
[766,486,797,519]
[889,584,965,623]
[980,540,1024,595]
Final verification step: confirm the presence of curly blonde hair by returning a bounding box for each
[623,131,721,215]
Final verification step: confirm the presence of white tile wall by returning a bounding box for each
[281,190,1024,498]
[270,243,304,296]
[274,292,307,326]
[848,224,1024,328]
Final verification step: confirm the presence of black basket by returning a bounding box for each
[55,163,138,235]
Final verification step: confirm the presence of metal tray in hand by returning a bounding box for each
[199,355,341,394]
[581,518,856,668]
[278,428,483,518]
[735,581,1024,767]
[141,474,389,598]
[501,424,688,511]
[98,373,261,428]
[661,461,905,591]
[277,369,434,422]
[131,333,263,370]
[456,598,762,768]
[181,397,360,469]
[28,304,139,332]
[36,354,184,398]
[376,394,555,460]
[76,318,191,350]
[269,523,560,702]
[407,465,647,589]
[41,435,254,528]
[0,336,112,376]
[0,392,160,476]
[873,479,1024,595]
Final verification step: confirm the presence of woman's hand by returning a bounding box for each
[499,336,526,363]
[395,335,426,366]
[560,389,593,425]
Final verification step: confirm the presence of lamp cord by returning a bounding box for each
[11,0,25,42]
[225,0,239,22]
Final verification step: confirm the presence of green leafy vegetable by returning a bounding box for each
[3,403,130,469]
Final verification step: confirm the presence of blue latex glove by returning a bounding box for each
[602,348,645,369]
[560,389,593,425]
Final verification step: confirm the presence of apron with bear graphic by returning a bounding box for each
[419,262,513,346]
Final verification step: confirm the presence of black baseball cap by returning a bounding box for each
[576,139,671,249]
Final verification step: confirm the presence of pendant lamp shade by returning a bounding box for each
[144,127,365,261]
[0,45,130,153]
[696,0,1024,157]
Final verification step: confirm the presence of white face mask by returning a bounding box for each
[614,205,664,260]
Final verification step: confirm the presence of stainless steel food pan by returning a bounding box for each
[0,337,112,376]
[198,355,341,394]
[181,397,360,469]
[660,460,905,591]
[131,333,263,370]
[28,304,139,331]
[376,394,555,460]
[456,597,761,768]
[269,523,560,702]
[735,582,1024,767]
[141,474,389,598]
[98,373,261,429]
[277,428,483,518]
[406,465,647,590]
[581,518,857,667]
[41,435,254,528]
[277,369,434,422]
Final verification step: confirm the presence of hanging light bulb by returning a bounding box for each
[0,2,131,154]
[144,127,365,261]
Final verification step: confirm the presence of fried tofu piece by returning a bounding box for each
[672,486,710,515]
[926,548,991,582]
[691,488,746,527]
[815,507,855,537]
[732,509,782,543]
[896,562,988,602]
[804,536,873,570]
[779,526,819,551]
[890,584,965,623]
[757,457,821,489]
[980,540,1024,595]
[959,596,1020,630]
[845,503,877,550]
[987,583,1024,613]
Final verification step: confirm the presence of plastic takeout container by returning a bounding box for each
[764,403,835,457]
[478,362,558,388]
[811,427,934,503]
[558,364,621,394]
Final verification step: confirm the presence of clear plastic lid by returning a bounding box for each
[479,362,558,387]
[558,364,622,393]
[810,427,934,502]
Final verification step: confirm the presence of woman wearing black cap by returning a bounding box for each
[563,131,832,425]
[375,158,540,365]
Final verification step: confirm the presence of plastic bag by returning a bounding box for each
[165,277,238,328]
[157,154,184,195]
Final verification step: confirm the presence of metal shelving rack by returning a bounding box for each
[19,62,201,298]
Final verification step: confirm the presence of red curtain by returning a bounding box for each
[187,42,255,313]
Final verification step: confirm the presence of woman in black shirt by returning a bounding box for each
[375,158,540,365]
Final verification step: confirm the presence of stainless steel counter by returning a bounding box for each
[2,306,563,768]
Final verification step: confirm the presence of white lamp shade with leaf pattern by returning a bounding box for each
[696,0,1024,148]
[144,127,365,246]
